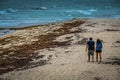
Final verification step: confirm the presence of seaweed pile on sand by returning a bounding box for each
[0,20,85,74]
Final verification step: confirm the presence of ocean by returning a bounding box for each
[0,0,120,28]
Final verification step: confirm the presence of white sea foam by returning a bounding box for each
[40,7,47,10]
[6,8,17,13]
[89,9,97,12]
[65,10,92,15]
[0,11,6,15]
[0,8,17,15]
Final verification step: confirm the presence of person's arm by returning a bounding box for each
[101,43,103,49]
[101,40,103,48]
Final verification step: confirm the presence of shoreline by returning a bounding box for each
[0,18,119,37]
[0,18,120,80]
[0,19,69,37]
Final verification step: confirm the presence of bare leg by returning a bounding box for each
[88,54,90,62]
[92,55,94,62]
[99,52,102,62]
[96,52,98,62]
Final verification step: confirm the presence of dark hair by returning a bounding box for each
[97,39,101,43]
[89,37,92,40]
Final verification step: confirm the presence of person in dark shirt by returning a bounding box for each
[86,37,95,62]
[96,39,103,63]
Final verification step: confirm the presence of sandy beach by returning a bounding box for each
[0,18,120,80]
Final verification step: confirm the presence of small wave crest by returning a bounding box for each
[32,7,47,10]
[89,9,97,12]
[0,8,17,15]
[62,9,97,16]
[6,8,17,13]
[114,15,120,19]
[0,11,6,15]
[65,10,91,15]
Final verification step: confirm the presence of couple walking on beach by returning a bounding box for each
[86,37,103,63]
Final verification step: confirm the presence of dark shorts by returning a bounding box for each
[88,50,94,55]
[96,50,102,53]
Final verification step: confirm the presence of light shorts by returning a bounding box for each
[88,50,94,55]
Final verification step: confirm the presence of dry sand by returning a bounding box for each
[0,18,120,80]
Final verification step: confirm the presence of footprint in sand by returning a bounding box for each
[65,51,72,53]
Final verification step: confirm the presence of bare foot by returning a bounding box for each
[87,60,90,62]
[98,61,101,64]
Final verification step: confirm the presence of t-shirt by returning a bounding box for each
[87,40,95,50]
[96,43,102,51]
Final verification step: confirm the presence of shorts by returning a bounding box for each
[96,50,102,53]
[88,50,94,55]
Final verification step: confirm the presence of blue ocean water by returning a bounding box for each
[0,0,120,28]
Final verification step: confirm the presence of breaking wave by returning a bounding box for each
[0,8,17,15]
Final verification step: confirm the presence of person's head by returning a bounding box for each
[89,37,93,40]
[97,39,101,43]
